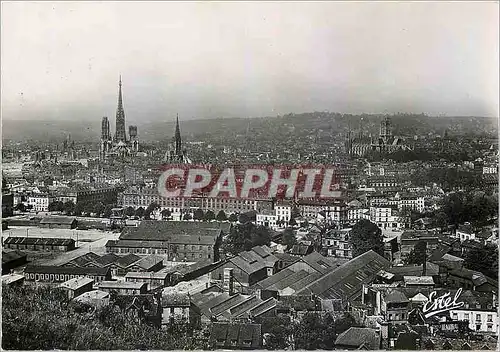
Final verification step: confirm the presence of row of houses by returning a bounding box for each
[105,220,229,262]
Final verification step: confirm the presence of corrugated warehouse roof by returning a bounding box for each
[296,250,390,300]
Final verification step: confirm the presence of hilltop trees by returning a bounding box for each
[2,285,204,350]
[216,210,227,222]
[193,208,204,221]
[223,222,272,255]
[464,243,498,279]
[282,228,297,248]
[349,220,384,258]
[405,240,427,265]
[204,210,215,221]
[48,201,64,212]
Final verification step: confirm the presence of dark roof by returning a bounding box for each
[296,250,390,300]
[301,251,340,274]
[457,224,474,234]
[458,290,496,311]
[250,297,277,317]
[269,270,310,291]
[4,237,74,246]
[384,290,409,304]
[24,265,110,276]
[132,255,163,270]
[254,268,294,289]
[210,323,262,349]
[273,252,301,265]
[449,267,497,287]
[2,249,27,264]
[119,220,223,242]
[65,254,99,268]
[211,294,248,317]
[106,236,216,248]
[115,253,141,268]
[388,262,439,278]
[229,248,269,275]
[161,293,190,307]
[39,216,76,225]
[288,272,322,292]
[230,295,262,318]
[93,253,120,266]
[276,295,318,311]
[289,244,312,256]
[335,327,380,350]
[401,230,437,241]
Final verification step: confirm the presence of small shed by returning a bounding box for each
[59,277,94,300]
[40,216,77,229]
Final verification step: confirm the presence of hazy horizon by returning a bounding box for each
[2,1,499,125]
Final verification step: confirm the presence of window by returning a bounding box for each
[464,313,470,321]
[487,314,493,322]
[452,313,458,320]
[476,314,481,322]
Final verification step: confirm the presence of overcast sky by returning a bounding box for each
[1,1,498,124]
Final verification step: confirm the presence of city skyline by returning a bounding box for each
[1,1,499,124]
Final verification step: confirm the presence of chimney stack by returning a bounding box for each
[223,268,234,295]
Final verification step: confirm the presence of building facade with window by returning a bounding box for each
[449,290,498,334]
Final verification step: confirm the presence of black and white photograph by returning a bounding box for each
[1,1,499,350]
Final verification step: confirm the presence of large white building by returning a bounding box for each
[27,194,54,212]
[449,290,498,334]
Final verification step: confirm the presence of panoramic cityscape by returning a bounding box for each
[1,1,499,351]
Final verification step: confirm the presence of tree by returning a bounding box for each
[293,312,340,350]
[103,204,114,218]
[145,202,160,220]
[238,212,251,224]
[63,200,75,215]
[48,201,64,212]
[204,210,215,222]
[282,228,297,247]
[93,202,105,217]
[464,243,498,279]
[14,203,26,212]
[183,213,192,221]
[135,207,145,218]
[258,314,293,350]
[216,210,227,222]
[125,206,135,217]
[405,240,427,265]
[224,223,272,255]
[432,211,449,230]
[228,213,238,222]
[349,219,384,257]
[161,209,171,219]
[193,208,204,221]
[2,284,206,350]
[74,202,85,216]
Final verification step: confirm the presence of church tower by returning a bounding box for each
[114,76,127,143]
[174,113,182,158]
[379,116,392,144]
[100,116,111,160]
[165,114,191,163]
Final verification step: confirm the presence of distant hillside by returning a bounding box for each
[2,113,497,143]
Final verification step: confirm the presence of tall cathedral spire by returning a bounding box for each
[175,113,182,157]
[114,75,127,143]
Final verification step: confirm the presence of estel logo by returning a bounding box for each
[422,288,465,319]
[157,164,342,200]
